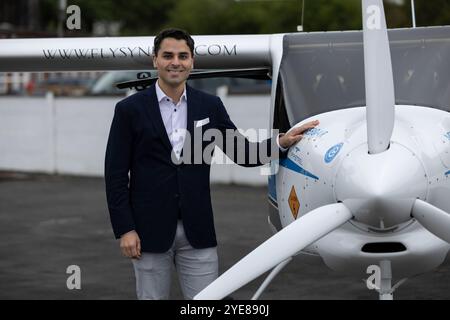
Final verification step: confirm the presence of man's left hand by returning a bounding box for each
[279,120,320,149]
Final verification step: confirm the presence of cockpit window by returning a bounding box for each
[279,26,450,125]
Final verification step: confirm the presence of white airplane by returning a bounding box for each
[0,0,449,300]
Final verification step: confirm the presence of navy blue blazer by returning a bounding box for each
[105,84,279,253]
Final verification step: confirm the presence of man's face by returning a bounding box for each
[153,38,194,89]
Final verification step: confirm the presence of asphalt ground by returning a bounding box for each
[0,172,449,300]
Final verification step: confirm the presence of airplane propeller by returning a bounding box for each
[411,200,450,243]
[363,0,396,154]
[194,203,352,300]
[361,0,450,243]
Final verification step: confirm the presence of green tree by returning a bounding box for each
[415,0,450,27]
[40,0,176,36]
[166,0,330,35]
[39,0,450,37]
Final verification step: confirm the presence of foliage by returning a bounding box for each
[38,0,450,36]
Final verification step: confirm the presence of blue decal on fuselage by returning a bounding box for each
[280,158,319,180]
[446,170,450,176]
[325,143,344,164]
[290,152,303,166]
[445,132,450,141]
[304,127,328,138]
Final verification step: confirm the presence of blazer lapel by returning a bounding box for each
[185,85,198,143]
[143,85,173,153]
[181,85,201,158]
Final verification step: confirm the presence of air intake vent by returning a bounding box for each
[361,242,407,253]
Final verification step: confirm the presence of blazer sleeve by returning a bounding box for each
[104,101,136,239]
[214,96,284,167]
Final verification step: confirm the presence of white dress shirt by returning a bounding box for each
[155,81,188,159]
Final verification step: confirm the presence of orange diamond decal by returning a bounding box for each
[288,186,300,219]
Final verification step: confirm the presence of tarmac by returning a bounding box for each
[0,171,449,300]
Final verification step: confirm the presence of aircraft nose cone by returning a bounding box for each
[334,142,427,228]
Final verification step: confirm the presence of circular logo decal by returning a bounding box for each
[325,143,344,164]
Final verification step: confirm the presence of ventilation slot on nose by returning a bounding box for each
[361,242,407,253]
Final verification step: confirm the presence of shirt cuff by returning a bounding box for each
[277,133,288,152]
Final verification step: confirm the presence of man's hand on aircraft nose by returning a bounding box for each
[279,120,320,149]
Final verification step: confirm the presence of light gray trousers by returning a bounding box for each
[131,220,218,300]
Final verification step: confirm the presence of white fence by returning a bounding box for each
[0,91,271,185]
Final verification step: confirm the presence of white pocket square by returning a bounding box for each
[195,117,210,128]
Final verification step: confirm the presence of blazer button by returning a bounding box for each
[174,194,180,198]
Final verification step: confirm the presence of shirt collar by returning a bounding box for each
[155,80,187,104]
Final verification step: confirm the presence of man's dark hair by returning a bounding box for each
[153,28,195,57]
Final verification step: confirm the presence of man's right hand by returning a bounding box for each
[120,230,141,259]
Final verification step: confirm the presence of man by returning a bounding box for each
[105,28,319,300]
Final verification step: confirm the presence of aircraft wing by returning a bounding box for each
[115,68,271,90]
[0,35,272,72]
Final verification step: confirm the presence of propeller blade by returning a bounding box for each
[411,199,450,243]
[362,0,395,154]
[194,203,352,300]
